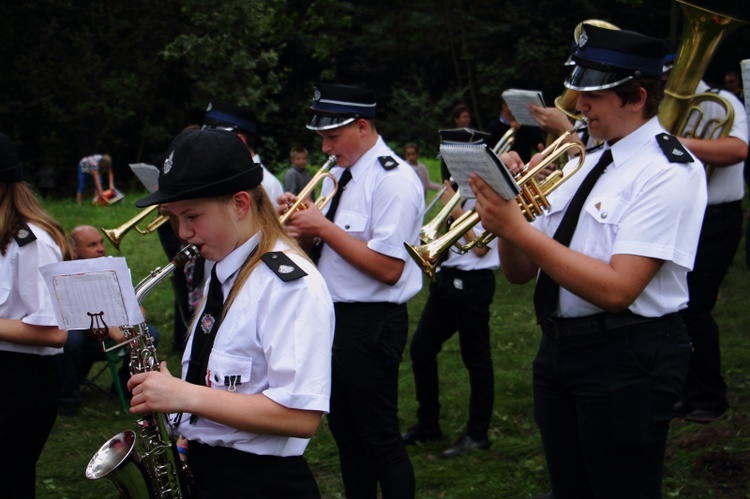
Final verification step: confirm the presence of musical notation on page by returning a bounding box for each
[439,143,520,201]
[501,89,546,127]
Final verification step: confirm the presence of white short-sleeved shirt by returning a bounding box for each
[0,223,64,356]
[253,153,284,204]
[690,81,749,204]
[440,199,500,272]
[316,136,425,304]
[178,233,335,457]
[533,117,707,318]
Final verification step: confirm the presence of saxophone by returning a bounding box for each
[85,244,199,498]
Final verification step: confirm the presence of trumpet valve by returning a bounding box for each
[517,179,550,221]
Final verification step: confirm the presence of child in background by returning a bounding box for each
[404,143,440,194]
[283,146,312,196]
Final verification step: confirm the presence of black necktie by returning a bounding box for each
[533,149,613,323]
[185,264,224,387]
[310,168,352,264]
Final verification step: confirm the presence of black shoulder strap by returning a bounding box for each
[13,223,37,246]
[261,252,308,281]
[378,156,399,170]
[655,133,694,163]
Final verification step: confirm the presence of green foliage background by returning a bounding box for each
[1,0,748,192]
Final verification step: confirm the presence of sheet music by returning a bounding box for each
[39,257,144,330]
[130,163,160,193]
[501,89,546,127]
[439,143,520,200]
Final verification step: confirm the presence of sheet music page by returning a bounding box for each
[741,59,750,124]
[501,89,546,127]
[130,163,160,193]
[39,257,144,330]
[439,143,520,200]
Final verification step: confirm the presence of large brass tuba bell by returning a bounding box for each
[659,1,746,135]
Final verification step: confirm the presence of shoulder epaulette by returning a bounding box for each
[378,156,399,171]
[13,223,37,247]
[261,251,308,282]
[655,133,694,163]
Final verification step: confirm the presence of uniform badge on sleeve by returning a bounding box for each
[13,223,37,246]
[656,133,694,163]
[378,156,399,170]
[261,252,308,282]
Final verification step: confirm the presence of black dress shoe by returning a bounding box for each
[402,425,442,445]
[685,408,726,423]
[672,401,690,418]
[439,433,491,458]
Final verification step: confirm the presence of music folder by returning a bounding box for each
[439,142,521,201]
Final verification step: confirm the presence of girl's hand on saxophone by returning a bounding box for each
[128,361,195,414]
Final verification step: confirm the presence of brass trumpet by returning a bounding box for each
[102,206,169,250]
[405,121,588,279]
[279,156,338,225]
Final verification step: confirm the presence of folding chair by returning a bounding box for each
[82,338,130,412]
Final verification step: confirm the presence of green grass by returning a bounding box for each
[35,170,750,498]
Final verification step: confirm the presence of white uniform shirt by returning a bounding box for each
[179,233,335,457]
[253,153,284,204]
[0,223,64,356]
[533,116,707,318]
[440,199,500,272]
[317,136,425,304]
[691,81,748,204]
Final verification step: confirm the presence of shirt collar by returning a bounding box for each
[608,116,664,169]
[214,231,261,285]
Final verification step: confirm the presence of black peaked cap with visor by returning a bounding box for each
[565,24,668,92]
[203,99,260,137]
[307,83,377,131]
[135,129,263,207]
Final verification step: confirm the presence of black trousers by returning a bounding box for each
[679,200,742,413]
[0,351,60,498]
[409,267,495,439]
[189,443,320,498]
[328,302,415,499]
[534,314,690,499]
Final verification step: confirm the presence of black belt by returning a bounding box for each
[540,311,678,339]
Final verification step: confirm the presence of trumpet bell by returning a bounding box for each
[102,205,168,250]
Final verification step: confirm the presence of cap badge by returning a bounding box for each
[278,264,294,274]
[578,28,588,48]
[163,150,174,175]
[313,89,321,102]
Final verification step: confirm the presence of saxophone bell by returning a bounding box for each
[85,244,199,498]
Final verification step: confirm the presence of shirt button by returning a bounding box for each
[601,212,608,219]
[345,225,350,229]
